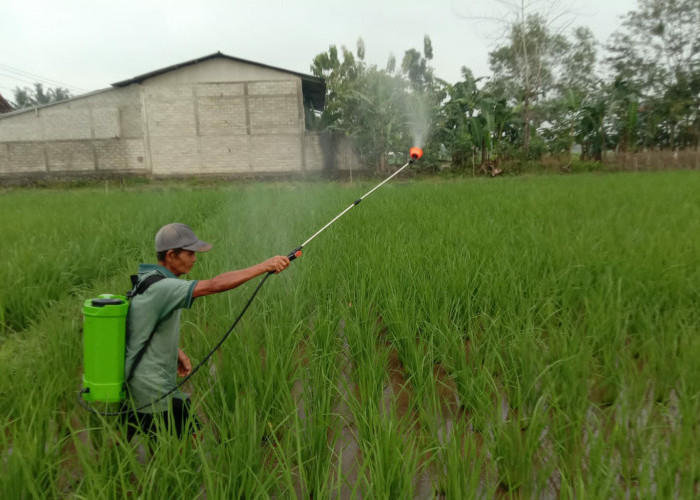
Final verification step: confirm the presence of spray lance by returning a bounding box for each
[78,147,423,415]
[286,146,424,262]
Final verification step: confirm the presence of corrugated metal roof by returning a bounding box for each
[112,51,326,111]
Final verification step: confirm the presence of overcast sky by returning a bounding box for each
[1,0,638,99]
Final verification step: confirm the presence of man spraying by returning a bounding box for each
[122,222,290,439]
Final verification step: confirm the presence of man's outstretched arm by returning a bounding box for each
[192,255,290,298]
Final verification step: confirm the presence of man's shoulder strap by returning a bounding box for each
[126,274,166,300]
[124,273,168,383]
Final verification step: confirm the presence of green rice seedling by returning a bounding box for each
[338,281,388,410]
[543,351,592,480]
[570,415,624,498]
[662,377,700,497]
[348,398,427,499]
[432,416,489,498]
[198,384,282,497]
[212,317,297,444]
[68,421,140,498]
[608,390,660,489]
[0,388,74,497]
[432,313,499,433]
[489,392,553,495]
[289,303,344,497]
[383,316,437,419]
[495,323,549,417]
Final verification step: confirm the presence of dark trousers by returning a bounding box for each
[121,397,197,441]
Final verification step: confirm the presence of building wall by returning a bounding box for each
[138,57,294,86]
[143,79,306,175]
[0,58,360,181]
[304,131,363,172]
[0,86,147,176]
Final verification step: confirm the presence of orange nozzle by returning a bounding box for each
[409,147,423,160]
[295,251,302,258]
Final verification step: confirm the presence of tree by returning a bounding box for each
[542,27,601,157]
[310,37,443,171]
[12,83,72,108]
[489,13,569,157]
[343,68,411,170]
[606,78,641,153]
[401,35,435,92]
[577,94,607,161]
[310,39,415,170]
[436,68,494,171]
[606,0,700,150]
[386,53,397,74]
[308,41,366,131]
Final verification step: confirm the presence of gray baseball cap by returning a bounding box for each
[155,223,212,252]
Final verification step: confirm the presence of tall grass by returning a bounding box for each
[1,171,699,497]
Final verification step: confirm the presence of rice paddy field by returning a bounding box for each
[1,171,699,498]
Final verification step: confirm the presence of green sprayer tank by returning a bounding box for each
[82,294,129,402]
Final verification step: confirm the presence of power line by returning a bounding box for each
[0,62,87,93]
[0,71,43,89]
[0,62,87,92]
[0,84,17,95]
[0,72,82,99]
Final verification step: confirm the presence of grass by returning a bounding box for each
[1,171,699,498]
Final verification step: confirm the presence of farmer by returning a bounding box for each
[122,222,290,440]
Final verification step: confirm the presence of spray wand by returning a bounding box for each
[285,146,423,263]
[78,147,423,416]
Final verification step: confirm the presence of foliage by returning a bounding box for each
[606,0,700,150]
[310,37,442,171]
[12,82,72,108]
[435,68,495,171]
[307,1,699,174]
[488,13,570,157]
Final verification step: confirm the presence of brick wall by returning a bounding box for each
[1,142,45,173]
[143,79,307,176]
[304,134,324,171]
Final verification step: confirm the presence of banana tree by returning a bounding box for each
[576,96,607,161]
[436,68,495,172]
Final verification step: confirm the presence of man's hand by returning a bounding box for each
[177,348,192,377]
[262,255,291,274]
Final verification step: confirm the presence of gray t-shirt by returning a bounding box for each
[124,264,197,413]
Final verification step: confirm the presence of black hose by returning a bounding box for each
[78,271,273,417]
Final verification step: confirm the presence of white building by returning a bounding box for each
[0,52,359,182]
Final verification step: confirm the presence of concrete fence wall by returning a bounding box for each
[603,150,700,171]
[0,86,147,177]
[303,131,363,172]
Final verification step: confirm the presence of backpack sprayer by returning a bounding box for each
[79,147,423,415]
